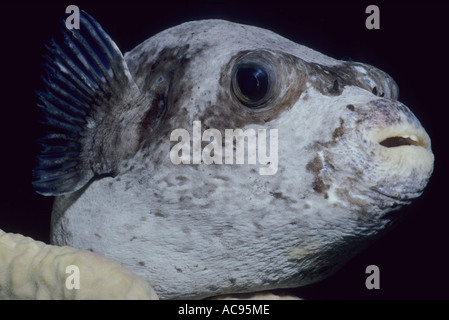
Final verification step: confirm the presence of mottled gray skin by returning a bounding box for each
[50,20,434,299]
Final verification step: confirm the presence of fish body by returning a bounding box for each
[34,12,434,299]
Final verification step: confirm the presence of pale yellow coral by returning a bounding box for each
[0,229,158,300]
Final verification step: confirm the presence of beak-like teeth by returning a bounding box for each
[401,134,418,142]
[408,135,418,142]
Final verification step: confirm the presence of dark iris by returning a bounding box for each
[233,64,270,107]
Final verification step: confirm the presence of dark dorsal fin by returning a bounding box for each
[33,11,144,196]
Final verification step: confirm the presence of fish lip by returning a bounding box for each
[374,125,431,150]
[378,135,425,148]
[357,100,432,151]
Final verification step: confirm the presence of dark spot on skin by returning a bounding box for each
[346,104,355,111]
[270,191,297,203]
[154,211,168,218]
[304,203,311,209]
[130,236,137,241]
[332,118,345,140]
[306,155,330,196]
[330,79,340,94]
[312,178,330,195]
[271,192,283,199]
[215,175,230,182]
[95,233,101,239]
[229,278,237,285]
[138,261,145,267]
[139,93,167,144]
[175,267,183,273]
[176,176,188,184]
[253,221,263,230]
[179,195,193,203]
[306,155,323,174]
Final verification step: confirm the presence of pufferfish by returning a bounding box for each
[33,11,434,299]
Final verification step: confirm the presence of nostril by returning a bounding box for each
[379,135,422,148]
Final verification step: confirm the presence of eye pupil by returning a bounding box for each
[236,67,268,102]
[232,63,271,108]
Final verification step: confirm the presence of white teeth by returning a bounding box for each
[401,134,418,142]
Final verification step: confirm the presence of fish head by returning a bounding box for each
[125,18,433,236]
[36,15,434,299]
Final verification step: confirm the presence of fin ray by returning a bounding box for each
[33,11,143,196]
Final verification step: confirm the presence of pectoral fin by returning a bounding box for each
[33,11,145,196]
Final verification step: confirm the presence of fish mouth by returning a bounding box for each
[379,134,423,148]
[375,126,430,149]
[365,123,434,202]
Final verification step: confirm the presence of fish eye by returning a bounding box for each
[231,61,274,108]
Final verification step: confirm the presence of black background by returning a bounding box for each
[0,1,448,300]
